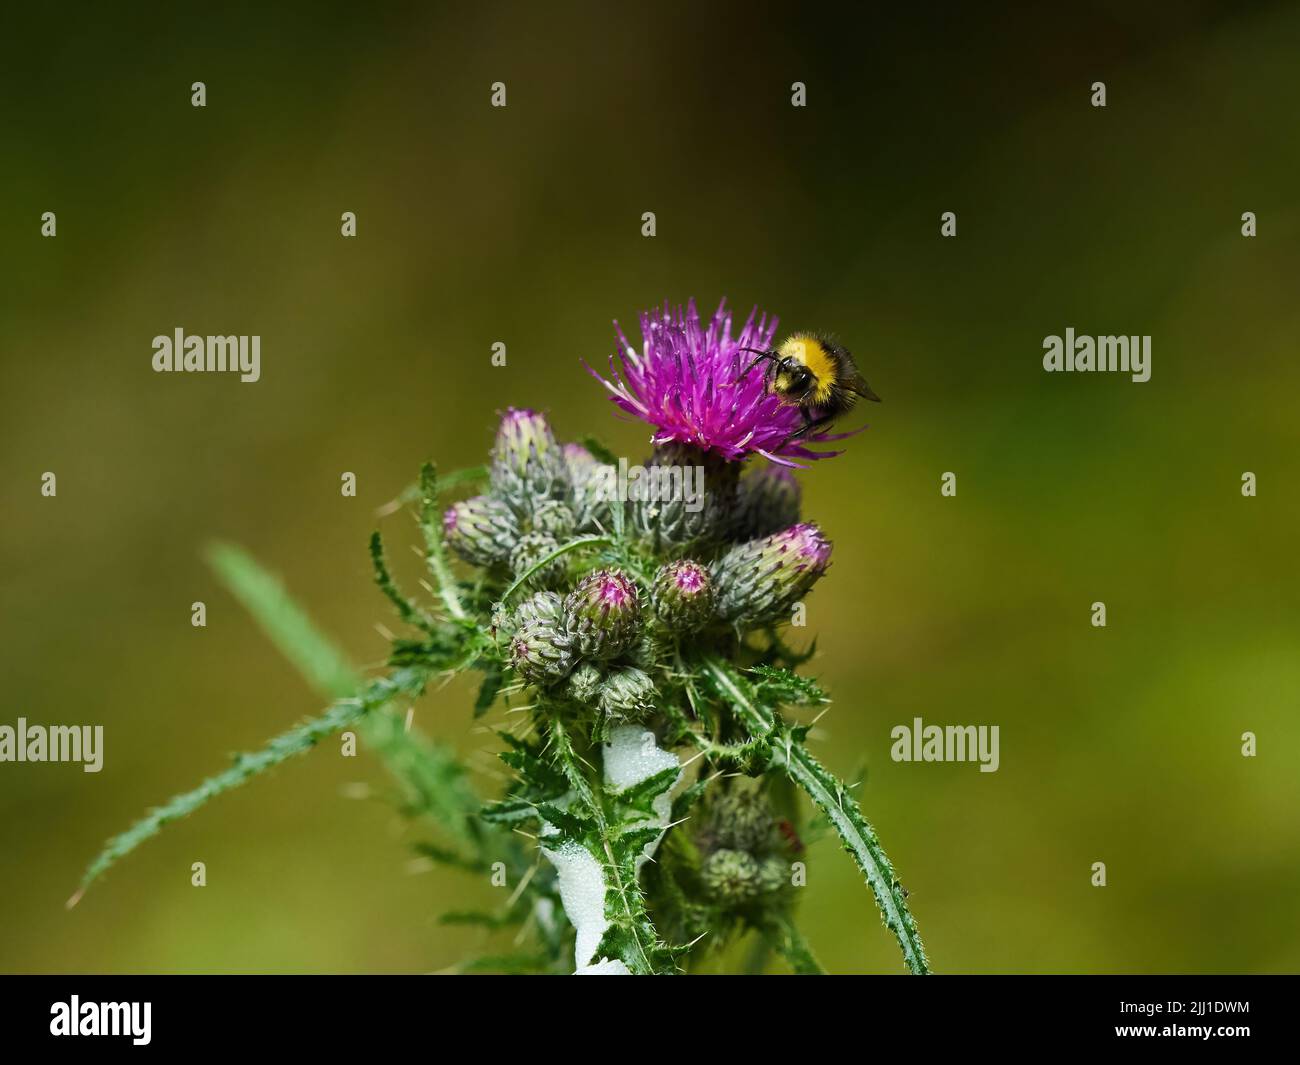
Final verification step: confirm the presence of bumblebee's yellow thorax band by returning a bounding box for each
[779,335,836,403]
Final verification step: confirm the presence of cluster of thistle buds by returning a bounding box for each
[444,408,834,724]
[696,782,803,910]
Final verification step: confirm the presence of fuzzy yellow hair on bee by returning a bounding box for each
[738,331,880,443]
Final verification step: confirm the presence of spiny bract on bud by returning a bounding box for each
[490,407,570,516]
[562,568,640,660]
[563,443,614,534]
[651,559,715,632]
[508,614,575,686]
[565,660,604,705]
[510,531,567,592]
[443,494,519,567]
[756,855,793,896]
[596,665,656,722]
[629,442,737,553]
[699,785,781,855]
[700,848,764,905]
[512,590,562,629]
[731,464,801,542]
[625,630,663,672]
[530,499,576,539]
[710,522,832,627]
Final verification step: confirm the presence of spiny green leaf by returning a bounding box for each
[612,765,681,813]
[480,798,540,825]
[774,738,929,975]
[766,914,825,975]
[700,653,928,975]
[535,803,592,839]
[369,529,436,633]
[669,779,710,823]
[206,541,357,699]
[419,461,468,622]
[748,664,828,706]
[474,666,503,718]
[412,841,487,873]
[74,671,411,899]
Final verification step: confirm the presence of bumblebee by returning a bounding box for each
[739,332,880,441]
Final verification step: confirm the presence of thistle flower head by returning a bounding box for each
[510,531,567,591]
[711,521,833,626]
[490,407,570,513]
[443,494,518,567]
[566,660,604,704]
[508,613,576,686]
[628,441,737,552]
[732,464,802,541]
[531,499,576,539]
[562,443,614,534]
[562,568,641,660]
[651,559,715,632]
[701,849,765,904]
[590,298,844,466]
[493,407,559,470]
[562,442,597,470]
[699,784,781,855]
[596,665,657,723]
[512,590,563,628]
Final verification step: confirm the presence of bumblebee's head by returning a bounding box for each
[773,358,815,399]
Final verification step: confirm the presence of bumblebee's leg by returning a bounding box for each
[739,351,777,380]
[784,410,834,444]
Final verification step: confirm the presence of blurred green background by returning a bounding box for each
[2,1,1297,973]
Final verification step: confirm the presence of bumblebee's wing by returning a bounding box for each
[821,338,881,402]
[852,377,882,402]
[841,364,880,402]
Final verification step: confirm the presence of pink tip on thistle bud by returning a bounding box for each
[562,568,641,660]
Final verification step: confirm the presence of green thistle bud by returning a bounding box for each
[596,665,656,722]
[508,614,575,686]
[625,630,663,672]
[565,660,604,705]
[512,590,562,629]
[563,443,614,533]
[757,855,793,896]
[531,499,576,539]
[510,531,567,591]
[629,442,737,553]
[562,568,640,660]
[443,494,518,567]
[702,786,780,855]
[490,408,570,517]
[651,559,715,632]
[731,464,801,541]
[710,522,832,627]
[701,848,763,904]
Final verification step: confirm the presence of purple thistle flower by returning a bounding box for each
[589,298,847,466]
